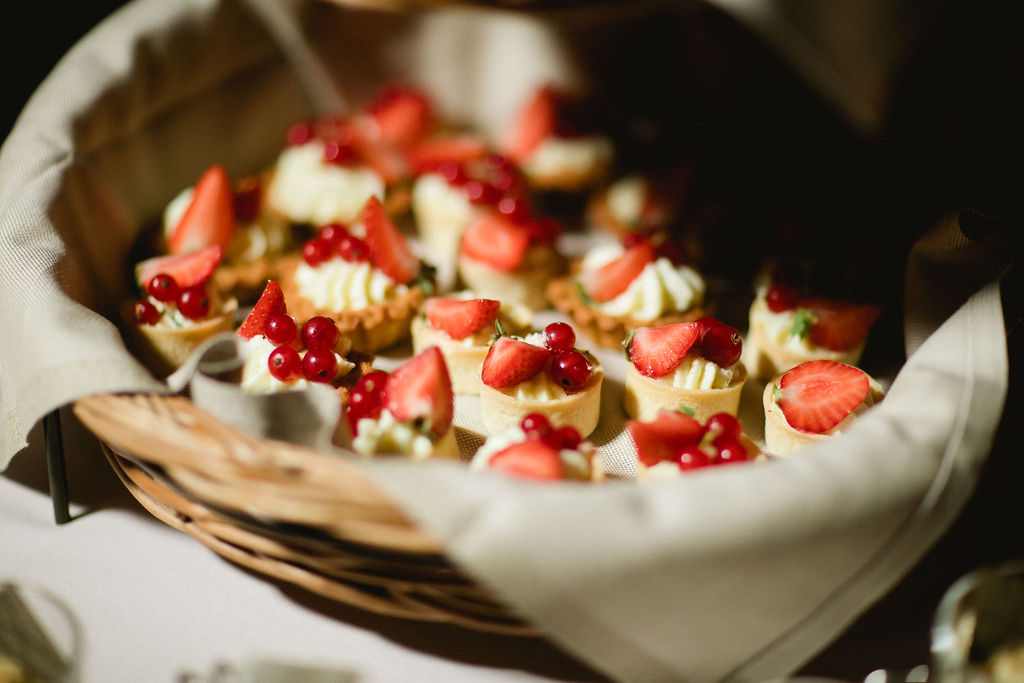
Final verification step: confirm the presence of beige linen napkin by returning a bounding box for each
[0,0,1010,680]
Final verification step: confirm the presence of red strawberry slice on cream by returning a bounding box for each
[407,135,489,173]
[582,241,655,303]
[168,165,236,254]
[489,440,565,480]
[425,298,501,339]
[626,410,705,467]
[626,322,702,378]
[362,196,420,284]
[777,360,870,434]
[385,346,453,438]
[797,297,882,352]
[135,245,222,291]
[460,214,531,272]
[365,86,434,150]
[503,85,557,164]
[481,337,550,388]
[237,280,286,339]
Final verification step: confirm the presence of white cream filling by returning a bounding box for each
[523,135,612,179]
[266,141,385,226]
[239,335,353,394]
[144,292,225,330]
[411,173,481,238]
[580,244,704,321]
[606,175,648,226]
[668,352,735,390]
[352,409,435,460]
[294,259,406,311]
[750,298,821,354]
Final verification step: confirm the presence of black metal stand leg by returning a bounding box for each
[43,409,70,524]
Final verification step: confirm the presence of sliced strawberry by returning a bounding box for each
[481,336,550,388]
[797,297,882,352]
[135,245,222,291]
[365,86,433,149]
[626,322,701,378]
[627,410,705,467]
[237,280,286,339]
[349,123,409,184]
[460,214,530,272]
[385,346,453,438]
[777,360,870,434]
[503,85,557,164]
[582,241,655,303]
[489,440,564,480]
[168,165,235,254]
[425,297,501,339]
[362,196,420,283]
[407,135,489,174]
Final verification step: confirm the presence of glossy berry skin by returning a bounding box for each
[547,350,592,392]
[264,312,297,346]
[302,237,334,267]
[766,282,798,313]
[543,322,576,352]
[323,140,357,165]
[233,182,261,223]
[319,223,348,244]
[176,285,211,320]
[676,445,711,471]
[699,322,743,367]
[268,346,302,381]
[146,273,179,303]
[520,413,551,438]
[132,300,161,325]
[302,347,338,383]
[302,316,340,350]
[347,370,389,433]
[715,440,748,465]
[548,425,582,450]
[285,121,314,146]
[704,412,741,445]
[337,235,370,262]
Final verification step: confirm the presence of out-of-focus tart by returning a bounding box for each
[627,409,761,479]
[470,413,603,482]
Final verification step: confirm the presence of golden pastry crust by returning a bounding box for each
[545,274,710,349]
[623,361,747,424]
[122,298,238,378]
[458,246,565,311]
[410,317,489,395]
[479,365,603,437]
[525,162,611,193]
[277,254,425,353]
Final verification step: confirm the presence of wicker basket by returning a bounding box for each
[73,393,534,636]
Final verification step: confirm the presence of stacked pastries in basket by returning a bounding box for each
[121,83,887,480]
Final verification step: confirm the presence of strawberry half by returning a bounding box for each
[777,360,870,434]
[407,135,488,173]
[481,336,550,388]
[626,410,705,467]
[503,85,557,164]
[489,440,564,480]
[425,297,501,339]
[798,297,882,352]
[135,245,222,290]
[365,85,433,150]
[237,280,286,339]
[460,214,530,272]
[626,322,702,378]
[168,165,235,254]
[582,241,655,303]
[385,346,454,438]
[362,196,420,284]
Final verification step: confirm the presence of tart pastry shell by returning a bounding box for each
[623,361,747,424]
[410,317,489,395]
[479,367,603,437]
[122,298,239,378]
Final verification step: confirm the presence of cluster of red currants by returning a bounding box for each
[263,314,343,384]
[541,322,593,392]
[302,223,371,268]
[132,274,211,325]
[345,370,389,434]
[519,412,583,451]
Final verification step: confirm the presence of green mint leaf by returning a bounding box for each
[789,308,816,340]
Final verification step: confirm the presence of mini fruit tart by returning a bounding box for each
[279,196,434,353]
[162,164,291,301]
[501,85,613,192]
[586,168,688,237]
[744,274,883,381]
[124,245,238,377]
[470,413,603,482]
[457,212,564,310]
[627,409,761,480]
[546,234,708,349]
[411,295,532,395]
[763,359,885,457]
[478,322,602,437]
[345,346,458,460]
[235,280,371,398]
[623,318,747,423]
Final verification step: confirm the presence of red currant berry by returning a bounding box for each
[676,445,712,471]
[347,381,386,433]
[323,140,357,165]
[655,241,688,265]
[497,196,529,221]
[547,350,592,392]
[520,413,551,438]
[302,237,333,266]
[285,120,314,146]
[523,218,558,245]
[233,181,261,223]
[176,285,211,320]
[132,300,161,325]
[715,440,748,465]
[698,322,742,367]
[550,425,582,450]
[354,369,389,396]
[319,223,349,244]
[693,316,718,340]
[488,169,516,193]
[438,161,468,185]
[268,346,302,381]
[302,347,338,383]
[766,282,798,313]
[146,273,179,303]
[622,232,648,248]
[337,234,370,262]
[464,179,498,206]
[302,316,340,350]
[704,413,741,445]
[486,153,511,169]
[264,312,297,346]
[543,322,576,352]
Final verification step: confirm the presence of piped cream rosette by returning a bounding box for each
[623,355,746,424]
